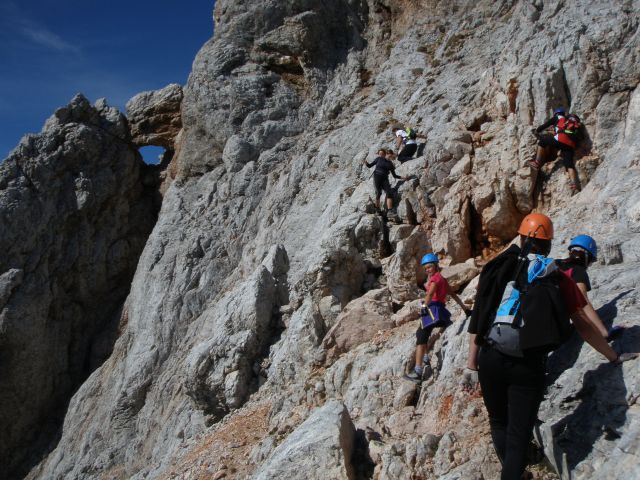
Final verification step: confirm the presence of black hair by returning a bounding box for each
[569,247,592,267]
[520,235,551,256]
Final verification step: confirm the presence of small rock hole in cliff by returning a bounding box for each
[139,145,167,165]
[138,145,174,211]
[392,301,403,313]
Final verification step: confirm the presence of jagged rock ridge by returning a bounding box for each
[0,0,638,479]
[0,95,161,477]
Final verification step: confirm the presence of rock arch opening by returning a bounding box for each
[139,145,167,165]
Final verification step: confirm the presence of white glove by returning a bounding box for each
[461,367,479,391]
[613,352,638,364]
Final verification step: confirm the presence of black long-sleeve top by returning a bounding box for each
[365,156,402,179]
[536,115,559,133]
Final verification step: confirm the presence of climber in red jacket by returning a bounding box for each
[528,108,582,193]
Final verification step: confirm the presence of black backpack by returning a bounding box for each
[486,255,572,356]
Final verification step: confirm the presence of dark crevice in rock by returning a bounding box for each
[352,428,376,479]
[362,261,383,293]
[391,301,403,313]
[559,62,573,108]
[378,213,393,258]
[467,200,489,258]
[264,58,305,77]
[467,113,491,132]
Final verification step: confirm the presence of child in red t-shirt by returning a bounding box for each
[405,253,471,382]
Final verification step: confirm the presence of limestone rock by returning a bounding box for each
[222,134,259,173]
[441,260,479,292]
[323,287,393,366]
[0,94,157,478]
[252,400,356,480]
[126,83,183,149]
[384,227,430,302]
[184,265,279,417]
[391,300,421,327]
[388,224,415,246]
[430,181,473,263]
[10,1,640,480]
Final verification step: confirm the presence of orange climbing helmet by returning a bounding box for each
[517,213,554,240]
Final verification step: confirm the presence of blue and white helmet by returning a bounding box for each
[420,253,439,265]
[569,234,597,260]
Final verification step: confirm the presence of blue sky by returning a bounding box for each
[0,1,215,162]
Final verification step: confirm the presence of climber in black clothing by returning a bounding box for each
[363,149,408,210]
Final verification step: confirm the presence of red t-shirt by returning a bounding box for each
[557,269,587,314]
[426,272,449,303]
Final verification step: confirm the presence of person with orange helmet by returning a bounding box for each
[463,212,636,480]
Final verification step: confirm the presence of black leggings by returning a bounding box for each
[537,134,575,169]
[397,143,417,163]
[478,346,546,480]
[373,173,392,197]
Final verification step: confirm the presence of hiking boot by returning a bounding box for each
[404,371,422,383]
[387,210,402,224]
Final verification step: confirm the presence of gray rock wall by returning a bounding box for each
[0,95,159,477]
[4,0,639,479]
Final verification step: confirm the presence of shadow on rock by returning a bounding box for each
[551,324,640,471]
[546,289,633,388]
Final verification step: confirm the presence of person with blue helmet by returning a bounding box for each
[558,234,624,340]
[404,252,472,382]
[528,107,582,192]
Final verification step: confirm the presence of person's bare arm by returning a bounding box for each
[424,281,437,304]
[448,284,472,315]
[467,334,480,370]
[571,308,618,361]
[576,282,609,338]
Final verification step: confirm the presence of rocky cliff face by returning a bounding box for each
[0,95,160,477]
[2,0,639,479]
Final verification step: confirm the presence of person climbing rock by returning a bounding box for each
[558,234,625,340]
[464,213,637,480]
[363,148,407,211]
[405,253,472,383]
[528,107,582,192]
[393,126,419,163]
